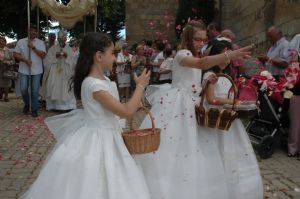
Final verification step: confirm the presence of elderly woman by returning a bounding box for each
[0,36,14,102]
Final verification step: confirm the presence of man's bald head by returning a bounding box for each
[267,26,283,44]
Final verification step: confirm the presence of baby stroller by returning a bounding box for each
[245,90,289,159]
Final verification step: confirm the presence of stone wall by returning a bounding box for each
[125,0,178,45]
[125,0,300,52]
[222,0,300,51]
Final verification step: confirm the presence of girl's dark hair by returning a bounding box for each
[0,36,6,43]
[146,40,152,46]
[179,20,206,56]
[207,39,232,74]
[163,47,173,58]
[70,32,113,99]
[155,40,165,51]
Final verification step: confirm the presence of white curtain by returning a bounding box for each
[32,0,97,29]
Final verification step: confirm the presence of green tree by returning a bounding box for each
[69,0,125,41]
[0,0,125,41]
[175,0,216,38]
[0,0,55,39]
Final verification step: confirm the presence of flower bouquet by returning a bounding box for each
[252,49,300,104]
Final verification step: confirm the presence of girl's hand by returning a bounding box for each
[201,74,218,88]
[234,99,242,105]
[257,54,269,63]
[227,44,255,61]
[134,69,151,88]
[207,73,218,84]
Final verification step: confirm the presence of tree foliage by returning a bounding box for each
[69,0,125,41]
[0,0,125,41]
[0,0,35,39]
[175,0,216,38]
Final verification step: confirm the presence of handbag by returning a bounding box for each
[3,70,18,80]
[1,60,17,80]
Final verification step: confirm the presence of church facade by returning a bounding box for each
[125,0,300,49]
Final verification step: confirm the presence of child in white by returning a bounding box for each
[158,48,173,84]
[202,38,263,199]
[134,21,259,199]
[21,32,151,199]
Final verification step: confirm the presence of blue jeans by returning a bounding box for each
[19,73,42,113]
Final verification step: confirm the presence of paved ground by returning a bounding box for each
[0,95,300,199]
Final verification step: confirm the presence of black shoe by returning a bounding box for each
[61,109,73,113]
[287,153,297,157]
[31,112,38,117]
[23,106,29,114]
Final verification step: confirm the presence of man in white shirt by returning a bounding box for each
[13,24,46,117]
[201,22,221,56]
[257,26,289,76]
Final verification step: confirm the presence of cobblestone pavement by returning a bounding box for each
[0,96,300,199]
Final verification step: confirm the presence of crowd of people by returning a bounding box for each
[0,25,80,117]
[0,20,300,199]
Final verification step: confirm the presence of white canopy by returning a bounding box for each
[32,0,97,29]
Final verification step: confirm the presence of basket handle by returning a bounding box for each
[128,106,156,131]
[199,73,237,110]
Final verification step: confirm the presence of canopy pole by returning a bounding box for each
[94,3,97,32]
[37,7,40,32]
[47,16,50,34]
[27,0,32,112]
[84,16,86,35]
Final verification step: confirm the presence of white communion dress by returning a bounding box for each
[21,76,151,199]
[134,49,263,199]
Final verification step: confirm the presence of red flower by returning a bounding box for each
[251,74,268,81]
[254,59,262,65]
[272,92,284,104]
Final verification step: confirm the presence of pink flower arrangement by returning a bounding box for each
[251,50,300,103]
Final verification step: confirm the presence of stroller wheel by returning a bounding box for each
[258,135,274,159]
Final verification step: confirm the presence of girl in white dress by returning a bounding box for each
[202,38,263,199]
[21,32,151,199]
[134,20,259,199]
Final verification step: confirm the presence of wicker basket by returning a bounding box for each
[195,74,238,131]
[122,106,161,154]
